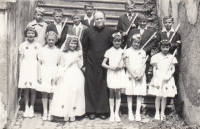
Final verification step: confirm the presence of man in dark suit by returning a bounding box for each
[82,11,115,120]
[117,0,139,48]
[81,3,95,27]
[46,9,68,48]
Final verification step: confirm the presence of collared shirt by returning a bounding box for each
[138,26,148,35]
[29,20,44,33]
[84,14,93,25]
[27,20,47,46]
[73,23,83,36]
[54,21,62,35]
[162,28,175,38]
[126,13,134,21]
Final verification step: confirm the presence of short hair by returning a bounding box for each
[138,13,148,21]
[71,10,81,18]
[130,34,142,44]
[163,15,174,23]
[159,39,171,49]
[53,8,63,16]
[84,2,94,9]
[93,11,105,19]
[34,7,45,15]
[63,35,81,52]
[24,26,38,37]
[125,0,135,9]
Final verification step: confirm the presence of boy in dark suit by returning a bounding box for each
[68,11,88,43]
[117,0,139,48]
[46,9,68,48]
[158,16,181,54]
[127,14,159,80]
[81,3,95,27]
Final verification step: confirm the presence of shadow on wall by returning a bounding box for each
[0,92,7,129]
[157,0,200,125]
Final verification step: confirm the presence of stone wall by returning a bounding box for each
[157,0,200,125]
[0,0,37,127]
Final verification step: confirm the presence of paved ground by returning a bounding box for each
[10,109,200,129]
[11,110,157,129]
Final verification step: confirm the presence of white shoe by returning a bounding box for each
[64,116,69,121]
[29,106,34,118]
[154,113,160,120]
[135,113,141,121]
[42,113,48,121]
[160,114,166,121]
[109,115,115,122]
[23,107,29,118]
[128,112,134,121]
[115,114,121,122]
[48,114,53,121]
[70,116,75,122]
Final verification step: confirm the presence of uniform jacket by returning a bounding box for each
[67,23,88,43]
[46,22,68,48]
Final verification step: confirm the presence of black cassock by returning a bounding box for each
[82,26,115,113]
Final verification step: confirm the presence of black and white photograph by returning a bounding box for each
[0,0,200,128]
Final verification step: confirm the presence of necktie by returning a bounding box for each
[128,14,132,21]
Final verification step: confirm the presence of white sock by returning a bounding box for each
[109,98,114,117]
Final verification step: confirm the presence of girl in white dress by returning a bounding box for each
[102,32,126,122]
[50,35,85,122]
[18,26,41,118]
[37,31,60,121]
[148,40,177,120]
[125,34,147,121]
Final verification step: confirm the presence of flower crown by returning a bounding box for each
[46,31,58,38]
[160,39,171,46]
[132,34,141,40]
[112,32,122,38]
[25,26,36,32]
[66,34,79,43]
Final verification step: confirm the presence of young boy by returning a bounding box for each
[27,7,47,46]
[117,0,139,48]
[46,9,68,48]
[127,14,159,80]
[159,16,181,54]
[68,11,88,42]
[81,3,94,27]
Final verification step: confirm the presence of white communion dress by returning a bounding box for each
[104,47,126,89]
[148,52,177,97]
[50,50,85,117]
[36,45,60,93]
[18,41,41,89]
[125,47,147,96]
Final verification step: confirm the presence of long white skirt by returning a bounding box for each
[50,66,85,117]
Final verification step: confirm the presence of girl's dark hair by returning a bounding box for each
[159,40,171,49]
[110,32,123,42]
[24,26,38,37]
